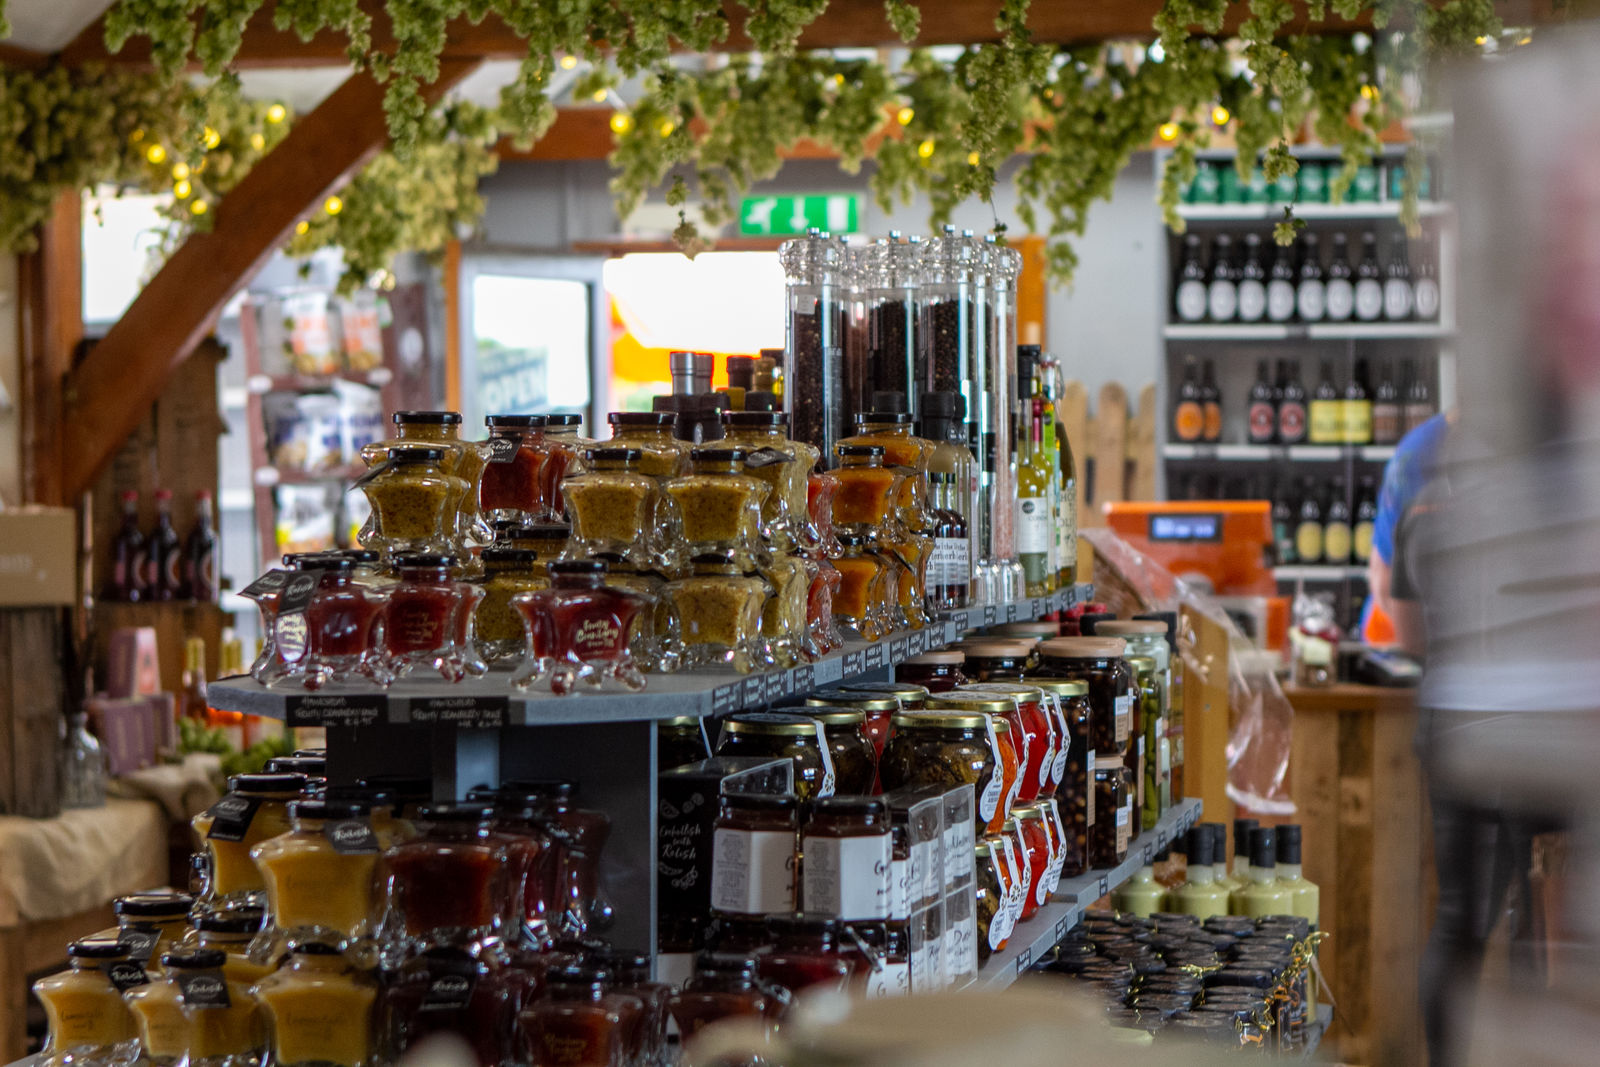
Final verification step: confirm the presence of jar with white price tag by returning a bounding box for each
[801,797,892,920]
[710,794,798,918]
[1033,636,1134,757]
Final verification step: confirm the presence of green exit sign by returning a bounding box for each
[739,194,859,236]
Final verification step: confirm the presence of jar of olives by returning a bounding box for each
[1090,755,1130,868]
[715,712,836,801]
[895,651,966,693]
[562,447,662,568]
[607,412,690,481]
[795,708,877,796]
[360,446,469,557]
[474,548,548,666]
[1035,637,1133,758]
[957,639,1035,681]
[925,692,1018,832]
[663,551,769,674]
[877,711,995,838]
[663,448,770,568]
[973,840,1005,964]
[1028,677,1092,877]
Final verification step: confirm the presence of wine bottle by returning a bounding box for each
[1354,231,1384,322]
[1174,233,1208,323]
[1247,360,1277,445]
[1200,359,1223,443]
[1383,236,1414,321]
[1295,232,1326,323]
[1237,233,1267,323]
[1324,232,1355,322]
[1277,362,1308,445]
[1207,234,1238,323]
[1173,356,1205,443]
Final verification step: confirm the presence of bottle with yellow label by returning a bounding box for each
[33,939,140,1058]
[1322,478,1353,565]
[1343,358,1373,445]
[1294,481,1324,565]
[1231,827,1296,917]
[1308,360,1343,444]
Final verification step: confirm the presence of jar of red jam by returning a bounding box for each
[668,953,779,1049]
[383,553,483,683]
[1029,677,1092,877]
[804,556,843,658]
[710,793,798,919]
[266,556,389,690]
[755,915,857,1003]
[536,414,588,522]
[597,951,672,1067]
[925,692,1019,831]
[383,803,509,948]
[495,778,613,940]
[805,469,842,557]
[1010,802,1053,920]
[479,415,546,522]
[961,682,1054,806]
[795,708,877,796]
[894,650,967,692]
[805,689,899,760]
[957,639,1035,681]
[801,796,891,920]
[509,559,654,695]
[383,946,517,1067]
[1035,637,1134,758]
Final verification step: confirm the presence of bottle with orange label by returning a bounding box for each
[1172,356,1205,443]
[1200,359,1222,443]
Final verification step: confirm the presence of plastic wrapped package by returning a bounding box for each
[265,392,311,471]
[276,483,337,557]
[336,381,385,464]
[335,290,385,371]
[298,392,346,472]
[282,291,340,375]
[1081,527,1295,814]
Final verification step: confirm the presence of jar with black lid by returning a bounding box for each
[1035,636,1133,757]
[801,796,891,920]
[710,793,799,918]
[877,711,995,839]
[795,708,877,796]
[715,712,835,800]
[1090,755,1129,868]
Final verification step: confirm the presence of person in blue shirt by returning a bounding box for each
[1363,411,1450,651]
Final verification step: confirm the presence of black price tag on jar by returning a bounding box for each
[177,971,231,1009]
[407,695,508,727]
[420,957,479,1012]
[204,795,263,842]
[104,960,150,992]
[239,568,289,600]
[285,694,387,727]
[486,435,519,463]
[119,924,160,963]
[325,818,380,855]
[272,569,322,664]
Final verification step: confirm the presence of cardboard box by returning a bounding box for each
[0,506,76,606]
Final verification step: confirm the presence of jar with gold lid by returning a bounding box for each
[714,711,836,801]
[1027,677,1092,877]
[878,709,995,833]
[657,716,711,772]
[663,550,770,673]
[956,639,1035,681]
[829,684,922,757]
[924,692,1017,832]
[962,681,1055,807]
[562,446,663,568]
[795,707,877,795]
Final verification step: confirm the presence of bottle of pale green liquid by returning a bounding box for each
[1231,827,1295,918]
[1113,855,1166,918]
[1170,826,1230,919]
[1223,817,1257,893]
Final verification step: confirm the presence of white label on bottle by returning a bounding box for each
[711,828,795,914]
[1086,749,1096,829]
[867,960,911,998]
[1414,278,1440,320]
[946,916,977,979]
[1017,497,1052,553]
[1175,280,1207,322]
[891,857,912,920]
[1236,279,1266,322]
[1044,799,1068,893]
[1206,280,1237,322]
[979,717,1004,824]
[1047,694,1070,787]
[989,847,1015,949]
[1355,278,1384,321]
[1295,280,1326,322]
[1325,278,1354,320]
[803,832,892,919]
[913,838,938,907]
[934,536,969,592]
[1114,694,1132,744]
[1117,802,1131,857]
[1383,278,1413,320]
[812,722,836,797]
[1266,280,1297,322]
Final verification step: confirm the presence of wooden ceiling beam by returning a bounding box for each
[0,40,50,68]
[58,58,482,500]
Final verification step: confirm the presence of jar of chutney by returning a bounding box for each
[715,712,836,801]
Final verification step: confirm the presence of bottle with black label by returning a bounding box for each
[1200,360,1222,443]
[1295,232,1326,323]
[1308,361,1343,445]
[1247,360,1277,445]
[1295,479,1324,565]
[1173,356,1205,443]
[1383,236,1414,321]
[1323,477,1353,564]
[1277,362,1308,445]
[1206,234,1238,323]
[108,490,147,603]
[1371,361,1402,445]
[1174,233,1207,323]
[1354,232,1384,322]
[1266,241,1297,323]
[1353,476,1377,564]
[1343,358,1373,445]
[1236,233,1267,322]
[146,489,183,602]
[1413,247,1442,321]
[1403,360,1434,433]
[1272,481,1297,565]
[1324,232,1355,321]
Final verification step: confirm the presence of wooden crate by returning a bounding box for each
[0,608,65,818]
[1058,380,1157,528]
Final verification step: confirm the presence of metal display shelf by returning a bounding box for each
[1276,564,1368,582]
[1176,200,1451,221]
[1163,443,1395,463]
[1163,322,1451,342]
[208,584,1093,728]
[964,798,1203,990]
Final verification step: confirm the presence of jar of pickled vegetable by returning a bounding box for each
[816,687,907,758]
[361,445,468,557]
[896,651,966,692]
[831,533,887,641]
[657,717,711,772]
[925,692,1018,832]
[663,550,769,673]
[831,444,902,535]
[480,415,546,522]
[384,553,483,683]
[962,682,1054,806]
[878,711,995,836]
[608,411,690,480]
[720,411,818,550]
[715,712,836,801]
[973,841,1004,963]
[663,447,769,568]
[957,639,1035,681]
[796,707,877,796]
[1090,755,1130,868]
[1035,637,1133,757]
[562,447,662,568]
[474,548,548,666]
[510,559,656,694]
[191,772,307,907]
[759,553,812,669]
[1028,677,1092,876]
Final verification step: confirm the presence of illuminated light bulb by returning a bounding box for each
[1518,35,1531,45]
[833,73,845,87]
[203,126,221,149]
[173,180,192,199]
[609,112,632,134]
[146,144,167,164]
[1360,84,1378,101]
[967,151,980,166]
[560,54,578,70]
[171,162,190,181]
[591,88,608,103]
[1158,122,1179,142]
[266,103,287,124]
[657,119,676,137]
[917,139,935,159]
[324,196,344,216]
[1211,105,1230,126]
[1474,35,1489,45]
[295,220,310,236]
[250,133,266,151]
[896,106,914,126]
[190,200,208,216]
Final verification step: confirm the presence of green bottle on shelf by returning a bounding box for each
[1112,859,1166,919]
[1220,817,1257,894]
[1274,824,1320,927]
[1169,825,1230,920]
[1231,827,1296,918]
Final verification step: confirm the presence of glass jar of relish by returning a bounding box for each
[961,682,1054,807]
[927,692,1018,832]
[1035,637,1133,758]
[877,710,995,838]
[796,707,877,796]
[805,689,900,760]
[715,712,835,801]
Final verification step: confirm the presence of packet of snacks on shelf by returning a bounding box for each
[265,392,311,471]
[342,487,372,549]
[335,380,384,460]
[335,290,385,371]
[298,392,346,472]
[275,484,337,556]
[282,290,339,375]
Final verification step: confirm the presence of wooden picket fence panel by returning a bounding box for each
[1059,380,1157,527]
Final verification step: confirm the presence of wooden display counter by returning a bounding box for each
[1286,681,1430,1067]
